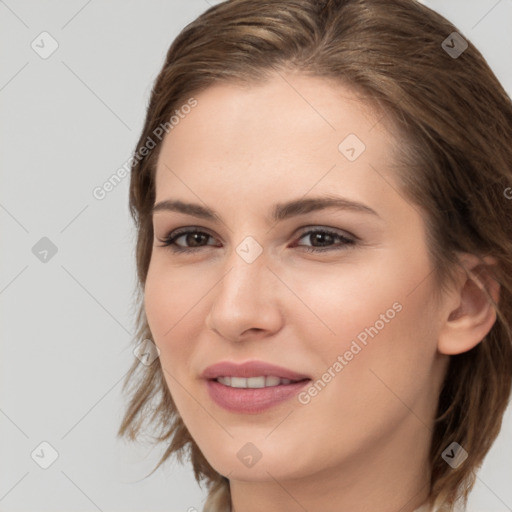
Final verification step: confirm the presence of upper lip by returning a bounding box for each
[201,361,311,381]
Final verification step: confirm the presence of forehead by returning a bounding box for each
[154,73,398,210]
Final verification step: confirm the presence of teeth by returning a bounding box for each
[264,376,281,387]
[216,376,297,388]
[247,377,266,388]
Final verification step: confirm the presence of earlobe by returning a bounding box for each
[437,254,500,356]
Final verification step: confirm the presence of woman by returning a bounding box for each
[118,1,512,511]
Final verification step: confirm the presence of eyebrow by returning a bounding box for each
[152,195,380,223]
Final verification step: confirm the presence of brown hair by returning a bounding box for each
[118,1,512,510]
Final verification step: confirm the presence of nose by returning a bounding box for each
[205,246,284,343]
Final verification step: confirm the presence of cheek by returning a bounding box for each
[285,250,439,413]
[277,250,429,354]
[144,256,207,333]
[143,260,205,373]
[143,263,209,426]
[306,288,438,439]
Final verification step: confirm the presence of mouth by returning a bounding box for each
[213,375,310,388]
[201,360,311,382]
[201,361,312,414]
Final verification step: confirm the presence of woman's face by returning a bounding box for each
[145,73,449,485]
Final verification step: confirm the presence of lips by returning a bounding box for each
[201,360,311,381]
[201,361,312,413]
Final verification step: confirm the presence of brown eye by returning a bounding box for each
[294,228,355,253]
[158,228,220,252]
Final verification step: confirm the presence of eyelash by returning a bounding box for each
[157,227,356,254]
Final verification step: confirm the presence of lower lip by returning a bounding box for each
[205,379,311,414]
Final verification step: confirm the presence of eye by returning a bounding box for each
[157,226,356,254]
[293,227,356,253]
[157,228,220,253]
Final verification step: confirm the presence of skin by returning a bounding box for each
[144,72,499,512]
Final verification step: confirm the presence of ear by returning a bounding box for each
[437,254,500,355]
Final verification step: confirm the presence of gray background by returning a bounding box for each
[0,1,511,511]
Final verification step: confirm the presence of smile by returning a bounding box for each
[215,376,300,388]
